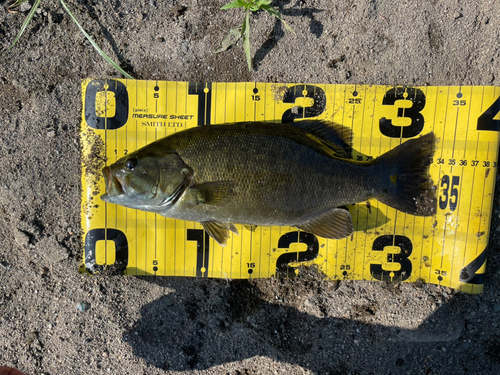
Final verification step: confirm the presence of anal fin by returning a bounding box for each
[297,208,354,239]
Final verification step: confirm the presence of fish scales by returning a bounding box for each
[165,124,383,225]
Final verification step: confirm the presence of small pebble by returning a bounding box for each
[304,298,316,308]
[14,230,30,247]
[19,2,31,12]
[76,302,86,312]
[493,303,500,313]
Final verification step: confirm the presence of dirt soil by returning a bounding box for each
[1,0,500,374]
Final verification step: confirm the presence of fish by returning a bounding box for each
[101,121,436,246]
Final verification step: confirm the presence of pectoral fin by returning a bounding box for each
[297,208,354,239]
[202,221,239,247]
[192,181,235,205]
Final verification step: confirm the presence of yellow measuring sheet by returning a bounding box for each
[80,79,500,294]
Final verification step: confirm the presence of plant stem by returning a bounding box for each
[59,0,134,79]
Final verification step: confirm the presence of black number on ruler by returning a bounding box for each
[247,262,255,274]
[281,85,326,123]
[379,87,426,138]
[370,235,412,281]
[435,269,447,276]
[439,175,460,211]
[453,100,466,106]
[188,82,212,126]
[85,79,129,130]
[477,96,500,131]
[187,229,210,277]
[84,228,129,272]
[340,264,351,279]
[275,232,319,278]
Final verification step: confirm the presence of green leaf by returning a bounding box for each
[242,10,251,71]
[7,0,30,9]
[59,0,134,79]
[260,4,280,17]
[221,0,246,10]
[214,25,242,53]
[280,19,294,33]
[253,0,272,7]
[3,0,41,53]
[261,4,294,33]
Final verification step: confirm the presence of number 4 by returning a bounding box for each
[477,96,500,131]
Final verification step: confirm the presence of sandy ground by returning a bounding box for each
[1,0,500,374]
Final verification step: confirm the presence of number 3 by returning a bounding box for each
[379,87,426,138]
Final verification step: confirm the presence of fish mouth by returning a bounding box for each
[102,166,125,197]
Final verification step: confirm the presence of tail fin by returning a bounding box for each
[376,133,436,216]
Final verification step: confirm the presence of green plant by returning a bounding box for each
[4,0,134,79]
[215,0,293,72]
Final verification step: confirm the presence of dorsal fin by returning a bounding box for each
[289,120,353,159]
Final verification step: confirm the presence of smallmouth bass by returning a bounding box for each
[101,121,436,246]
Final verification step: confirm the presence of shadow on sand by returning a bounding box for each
[123,277,480,374]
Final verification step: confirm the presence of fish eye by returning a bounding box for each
[125,158,138,171]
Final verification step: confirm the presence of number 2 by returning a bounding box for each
[281,85,326,123]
